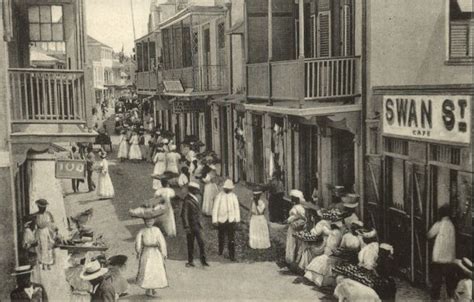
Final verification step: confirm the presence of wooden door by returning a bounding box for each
[220,106,229,176]
[365,155,384,232]
[385,157,412,280]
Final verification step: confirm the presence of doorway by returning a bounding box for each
[220,106,229,176]
[253,114,264,184]
[300,124,318,199]
[332,129,355,192]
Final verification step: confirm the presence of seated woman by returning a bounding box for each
[297,219,331,271]
[304,222,343,287]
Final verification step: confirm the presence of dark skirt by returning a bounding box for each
[268,192,285,223]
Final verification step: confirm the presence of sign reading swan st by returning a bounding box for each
[383,95,471,144]
[55,159,86,179]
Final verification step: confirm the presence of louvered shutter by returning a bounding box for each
[317,11,331,57]
[162,30,170,69]
[450,21,469,58]
[340,3,352,56]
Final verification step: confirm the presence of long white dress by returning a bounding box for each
[201,173,219,216]
[165,152,181,174]
[97,159,114,198]
[128,134,142,160]
[285,204,306,264]
[249,199,271,249]
[117,134,129,159]
[304,227,343,286]
[334,278,381,302]
[36,212,55,265]
[152,152,166,190]
[154,188,176,237]
[135,226,168,289]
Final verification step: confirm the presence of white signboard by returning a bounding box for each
[383,95,471,144]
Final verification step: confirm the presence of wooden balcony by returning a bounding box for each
[9,68,86,123]
[247,56,359,102]
[162,65,227,94]
[136,71,160,94]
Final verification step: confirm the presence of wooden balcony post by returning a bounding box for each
[244,0,249,103]
[267,0,273,106]
[298,0,305,109]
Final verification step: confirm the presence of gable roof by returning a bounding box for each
[87,35,113,50]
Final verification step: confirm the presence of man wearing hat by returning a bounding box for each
[212,179,241,261]
[181,182,209,267]
[10,265,48,301]
[80,260,115,302]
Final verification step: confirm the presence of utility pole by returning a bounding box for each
[130,0,136,41]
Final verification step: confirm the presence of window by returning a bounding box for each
[143,42,149,71]
[162,29,171,69]
[340,0,353,56]
[149,41,156,69]
[217,22,225,49]
[28,5,64,42]
[183,26,192,67]
[448,0,474,62]
[136,43,143,72]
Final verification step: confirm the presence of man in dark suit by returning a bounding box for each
[80,260,116,302]
[86,146,96,192]
[181,182,209,267]
[10,265,48,302]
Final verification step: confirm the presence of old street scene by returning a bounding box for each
[0,0,473,301]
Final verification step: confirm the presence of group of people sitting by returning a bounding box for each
[282,186,396,301]
[282,186,473,301]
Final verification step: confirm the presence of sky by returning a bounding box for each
[86,0,157,54]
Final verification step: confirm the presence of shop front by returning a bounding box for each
[375,89,473,285]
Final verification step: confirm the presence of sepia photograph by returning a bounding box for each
[0,0,472,301]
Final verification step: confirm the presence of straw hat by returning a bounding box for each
[188,182,200,190]
[11,265,33,276]
[342,194,360,208]
[358,227,377,239]
[80,260,109,281]
[35,199,49,207]
[380,243,394,255]
[223,179,235,190]
[289,189,305,202]
[253,186,263,195]
[169,144,177,151]
[208,164,217,171]
[162,138,169,144]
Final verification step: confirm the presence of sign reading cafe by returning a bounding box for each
[383,95,471,144]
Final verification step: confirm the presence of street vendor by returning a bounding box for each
[32,199,57,271]
[285,190,306,266]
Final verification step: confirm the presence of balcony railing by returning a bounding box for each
[247,57,358,101]
[9,68,86,123]
[162,65,227,93]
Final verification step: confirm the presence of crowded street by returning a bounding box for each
[0,0,472,301]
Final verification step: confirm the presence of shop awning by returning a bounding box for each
[226,20,244,35]
[210,94,246,105]
[243,101,361,117]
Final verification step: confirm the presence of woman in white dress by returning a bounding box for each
[154,179,177,237]
[165,145,181,175]
[152,146,166,190]
[249,189,271,249]
[304,223,343,287]
[128,131,142,161]
[97,152,114,199]
[201,165,219,216]
[135,213,168,297]
[285,190,306,264]
[117,130,129,161]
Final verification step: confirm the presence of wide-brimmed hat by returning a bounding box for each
[351,220,364,229]
[11,265,33,276]
[223,179,235,190]
[208,164,217,171]
[289,189,305,202]
[108,255,128,267]
[358,227,377,239]
[162,139,169,144]
[188,181,200,190]
[379,243,394,255]
[80,260,109,281]
[169,144,177,151]
[342,194,360,208]
[35,199,49,207]
[253,186,263,195]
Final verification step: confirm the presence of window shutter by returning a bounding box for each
[162,30,169,69]
[317,11,331,57]
[340,3,352,56]
[450,21,470,58]
[310,15,316,58]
